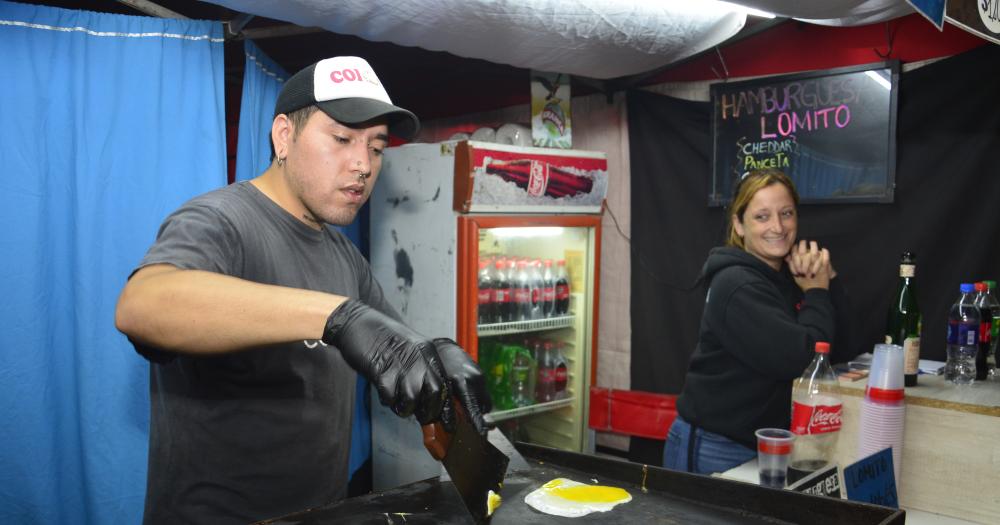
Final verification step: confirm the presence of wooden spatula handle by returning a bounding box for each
[421,421,451,461]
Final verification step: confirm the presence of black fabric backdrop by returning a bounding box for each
[627,44,1000,464]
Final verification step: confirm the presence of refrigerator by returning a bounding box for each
[368,140,607,489]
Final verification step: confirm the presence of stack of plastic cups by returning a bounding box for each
[858,343,906,484]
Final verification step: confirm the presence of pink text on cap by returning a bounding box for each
[313,57,391,105]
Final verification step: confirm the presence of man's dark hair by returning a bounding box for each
[269,106,319,161]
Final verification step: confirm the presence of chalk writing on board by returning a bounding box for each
[710,61,899,206]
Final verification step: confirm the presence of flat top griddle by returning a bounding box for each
[256,443,904,525]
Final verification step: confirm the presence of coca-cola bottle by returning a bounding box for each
[541,259,556,318]
[484,158,594,198]
[974,282,993,381]
[477,259,494,325]
[788,341,843,485]
[514,260,532,321]
[529,259,544,319]
[504,259,518,322]
[552,341,569,399]
[493,259,512,323]
[555,259,571,316]
[533,339,555,403]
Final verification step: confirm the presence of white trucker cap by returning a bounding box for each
[274,56,419,140]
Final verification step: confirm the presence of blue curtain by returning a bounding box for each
[0,2,226,523]
[236,40,372,482]
[235,39,288,182]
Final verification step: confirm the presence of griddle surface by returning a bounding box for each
[258,457,795,524]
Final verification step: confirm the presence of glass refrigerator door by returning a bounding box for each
[458,215,601,453]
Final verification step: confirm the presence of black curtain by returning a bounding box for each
[627,44,1000,464]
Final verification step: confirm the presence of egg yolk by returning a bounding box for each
[486,490,502,516]
[541,479,631,503]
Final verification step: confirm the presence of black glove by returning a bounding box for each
[323,299,452,429]
[433,338,492,436]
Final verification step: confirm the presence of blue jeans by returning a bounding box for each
[662,416,755,475]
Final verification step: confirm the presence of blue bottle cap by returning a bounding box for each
[960,283,975,293]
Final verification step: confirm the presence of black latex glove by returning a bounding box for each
[323,299,453,429]
[433,338,492,436]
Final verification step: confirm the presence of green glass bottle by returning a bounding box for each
[886,252,921,386]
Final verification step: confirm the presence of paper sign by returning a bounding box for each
[788,463,842,498]
[946,0,1000,46]
[843,448,898,508]
[530,71,572,149]
[907,0,946,29]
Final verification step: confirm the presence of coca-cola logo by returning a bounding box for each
[791,401,842,435]
[809,406,842,428]
[527,160,549,197]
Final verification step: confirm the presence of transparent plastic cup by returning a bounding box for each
[869,344,904,390]
[755,428,795,489]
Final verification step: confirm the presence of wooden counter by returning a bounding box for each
[833,374,1000,523]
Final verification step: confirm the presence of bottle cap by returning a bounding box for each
[815,341,830,354]
[976,282,987,292]
[986,280,997,291]
[960,283,974,293]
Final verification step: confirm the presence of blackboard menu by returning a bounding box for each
[710,61,899,206]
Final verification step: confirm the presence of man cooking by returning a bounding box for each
[115,56,490,524]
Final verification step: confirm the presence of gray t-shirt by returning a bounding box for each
[133,181,396,525]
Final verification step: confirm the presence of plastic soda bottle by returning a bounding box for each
[788,341,843,485]
[555,259,571,316]
[552,342,569,399]
[983,280,1000,376]
[974,282,993,381]
[533,339,555,402]
[477,259,494,325]
[542,259,556,318]
[510,345,534,407]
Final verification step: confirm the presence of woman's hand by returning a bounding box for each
[786,240,832,291]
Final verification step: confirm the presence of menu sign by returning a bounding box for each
[710,62,899,206]
[843,448,899,508]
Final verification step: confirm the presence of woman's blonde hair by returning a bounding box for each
[725,169,799,249]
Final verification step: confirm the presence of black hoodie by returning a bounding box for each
[676,247,855,449]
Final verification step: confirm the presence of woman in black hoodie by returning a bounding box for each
[662,169,855,475]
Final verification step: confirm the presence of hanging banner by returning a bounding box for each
[907,0,946,29]
[531,71,572,149]
[946,0,1000,45]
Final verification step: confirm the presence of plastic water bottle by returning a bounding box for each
[946,283,980,385]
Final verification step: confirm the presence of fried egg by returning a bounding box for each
[524,477,632,517]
